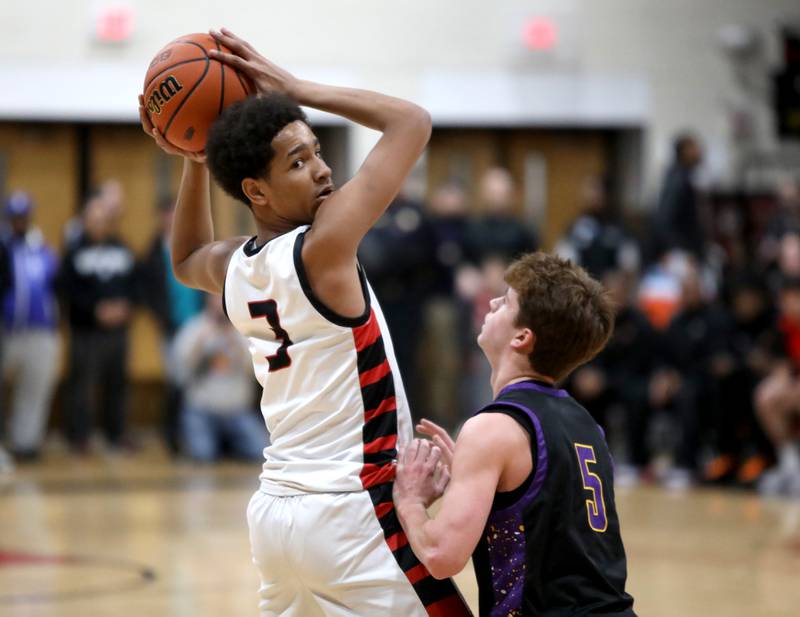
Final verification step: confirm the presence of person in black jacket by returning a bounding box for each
[569,270,657,472]
[137,198,203,453]
[60,193,137,453]
[465,167,537,265]
[655,133,706,259]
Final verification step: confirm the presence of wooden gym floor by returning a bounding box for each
[1,445,799,617]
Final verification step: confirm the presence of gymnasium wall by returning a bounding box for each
[2,0,798,195]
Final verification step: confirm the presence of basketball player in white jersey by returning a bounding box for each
[138,28,471,617]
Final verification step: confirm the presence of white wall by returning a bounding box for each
[2,0,798,197]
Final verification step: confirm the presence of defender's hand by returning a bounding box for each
[138,95,206,163]
[394,439,449,508]
[416,419,455,468]
[209,28,299,97]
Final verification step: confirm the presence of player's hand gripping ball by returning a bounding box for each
[143,33,253,152]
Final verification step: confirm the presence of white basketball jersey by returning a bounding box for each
[224,225,414,495]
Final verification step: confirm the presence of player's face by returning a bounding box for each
[263,121,335,223]
[478,287,522,360]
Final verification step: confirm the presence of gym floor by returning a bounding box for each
[1,444,798,617]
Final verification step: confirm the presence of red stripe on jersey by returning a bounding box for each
[360,463,396,489]
[364,396,397,422]
[405,563,430,585]
[385,530,408,552]
[425,595,474,616]
[353,311,381,351]
[359,359,391,388]
[374,501,394,519]
[364,434,397,454]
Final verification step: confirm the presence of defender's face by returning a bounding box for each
[262,120,334,223]
[478,287,521,358]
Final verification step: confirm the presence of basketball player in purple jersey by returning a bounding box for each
[395,253,636,616]
[139,28,471,617]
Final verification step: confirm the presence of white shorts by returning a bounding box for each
[247,488,471,617]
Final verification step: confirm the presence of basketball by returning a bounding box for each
[143,33,253,152]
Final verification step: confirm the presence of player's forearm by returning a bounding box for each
[396,501,463,580]
[289,80,430,137]
[171,159,214,280]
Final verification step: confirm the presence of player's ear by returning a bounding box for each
[242,177,269,207]
[511,328,535,355]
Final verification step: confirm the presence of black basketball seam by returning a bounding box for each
[144,40,210,90]
[144,57,207,92]
[163,51,211,143]
[235,70,249,96]
[216,39,225,115]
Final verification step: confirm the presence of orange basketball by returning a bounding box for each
[143,33,253,152]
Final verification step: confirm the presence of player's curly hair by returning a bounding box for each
[505,253,615,382]
[206,93,308,204]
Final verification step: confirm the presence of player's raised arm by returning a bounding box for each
[208,29,431,302]
[210,29,430,257]
[138,97,246,294]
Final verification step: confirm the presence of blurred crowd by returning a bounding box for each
[0,181,267,471]
[362,134,800,497]
[1,132,800,500]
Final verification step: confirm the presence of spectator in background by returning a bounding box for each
[358,190,436,418]
[465,167,537,264]
[138,197,204,454]
[555,174,640,279]
[702,273,775,486]
[759,178,800,271]
[755,278,800,497]
[655,133,706,259]
[0,192,60,462]
[0,200,14,472]
[60,193,136,454]
[172,294,265,462]
[651,260,731,488]
[63,179,125,250]
[421,180,474,429]
[569,270,657,478]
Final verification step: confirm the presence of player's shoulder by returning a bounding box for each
[459,412,530,456]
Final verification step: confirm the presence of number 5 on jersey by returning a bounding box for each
[574,443,608,533]
[249,300,293,372]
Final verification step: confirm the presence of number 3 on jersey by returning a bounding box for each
[249,300,293,372]
[574,443,608,533]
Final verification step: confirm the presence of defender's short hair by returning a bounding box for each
[505,253,615,382]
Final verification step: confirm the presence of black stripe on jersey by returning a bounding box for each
[294,231,371,327]
[358,337,388,373]
[412,574,465,607]
[364,410,398,444]
[393,541,423,572]
[364,449,397,466]
[368,482,394,506]
[361,374,395,413]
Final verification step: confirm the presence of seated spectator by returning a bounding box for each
[638,249,689,330]
[568,269,656,477]
[758,178,800,271]
[1,192,60,461]
[755,278,800,497]
[172,294,266,462]
[650,260,731,488]
[703,272,775,486]
[555,174,640,279]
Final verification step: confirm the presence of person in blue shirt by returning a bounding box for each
[1,192,60,461]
